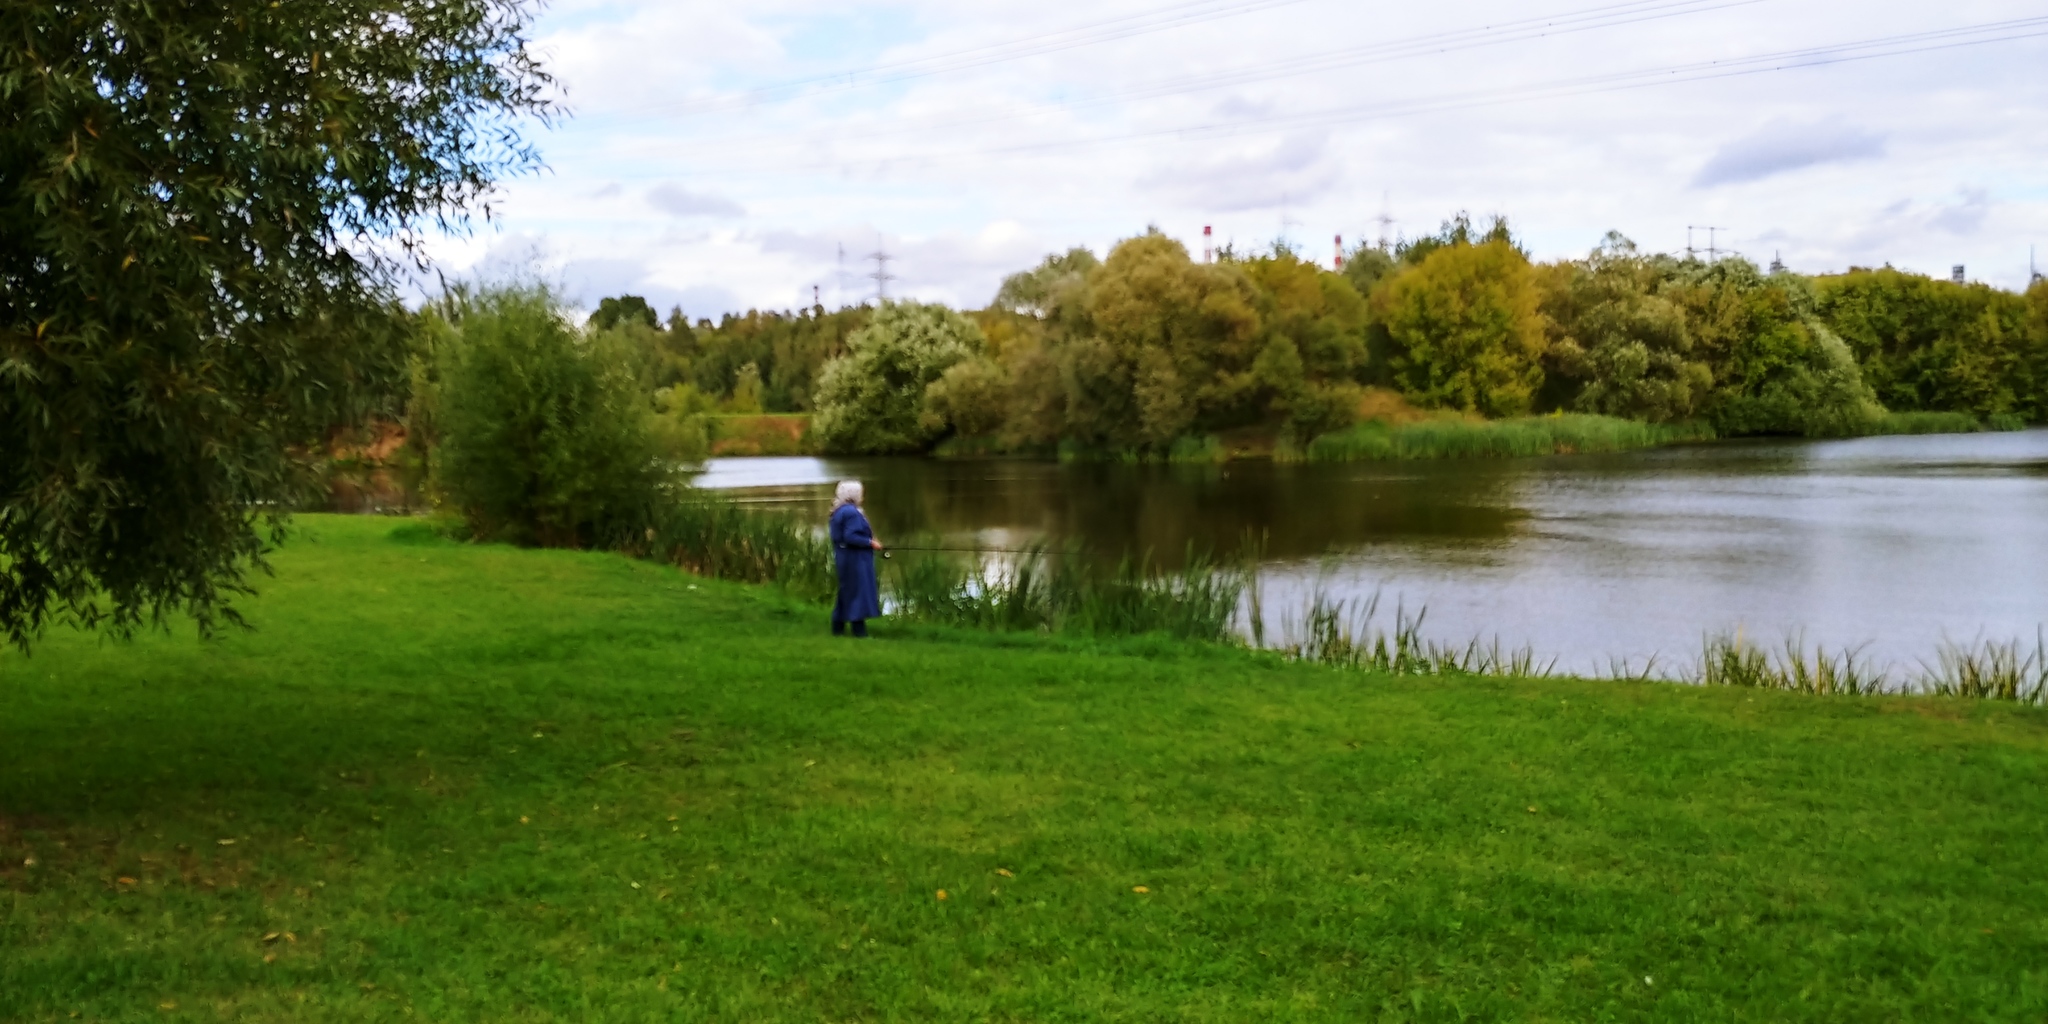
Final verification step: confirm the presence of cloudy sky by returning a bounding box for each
[435,0,2048,316]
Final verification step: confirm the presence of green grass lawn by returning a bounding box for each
[4,516,2047,1021]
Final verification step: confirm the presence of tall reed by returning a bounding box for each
[885,544,1245,642]
[1306,414,1712,463]
[1282,588,1554,677]
[1693,633,1886,696]
[634,490,834,600]
[1920,631,2048,704]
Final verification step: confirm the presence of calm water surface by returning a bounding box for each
[693,430,2048,672]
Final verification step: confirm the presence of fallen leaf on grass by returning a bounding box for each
[217,839,235,846]
[1527,806,1538,813]
[519,816,529,824]
[263,953,276,964]
[995,868,1014,878]
[22,856,35,867]
[117,877,137,886]
[1132,886,1150,894]
[262,932,280,943]
[935,890,948,901]
[158,1001,176,1011]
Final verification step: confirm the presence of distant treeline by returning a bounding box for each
[554,216,2048,458]
[372,231,2044,539]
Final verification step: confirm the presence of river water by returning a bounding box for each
[692,430,2048,673]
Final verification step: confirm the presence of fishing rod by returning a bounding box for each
[833,542,1052,558]
[873,544,1050,559]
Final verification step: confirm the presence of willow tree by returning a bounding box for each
[1,1,554,648]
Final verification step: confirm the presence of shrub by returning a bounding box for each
[812,301,985,453]
[1372,240,1550,416]
[432,287,670,547]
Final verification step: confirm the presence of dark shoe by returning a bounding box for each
[831,622,846,637]
[851,620,868,638]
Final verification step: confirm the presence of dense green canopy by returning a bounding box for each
[1,0,553,647]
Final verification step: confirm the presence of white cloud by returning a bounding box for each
[647,184,746,218]
[1693,120,1887,187]
[424,0,2048,307]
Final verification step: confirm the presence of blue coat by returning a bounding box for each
[829,503,883,622]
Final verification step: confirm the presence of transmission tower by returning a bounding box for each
[866,241,896,302]
[1687,225,1730,261]
[1374,191,1394,250]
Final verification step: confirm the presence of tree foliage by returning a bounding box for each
[1,0,552,647]
[811,302,985,454]
[1814,268,2036,421]
[1542,234,1710,422]
[433,287,668,547]
[1372,239,1549,417]
[588,294,659,332]
[567,218,2048,463]
[1664,260,1882,436]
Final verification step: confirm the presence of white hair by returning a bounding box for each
[832,480,864,510]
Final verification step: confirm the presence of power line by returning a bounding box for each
[630,0,1315,120]
[797,16,2048,172]
[602,0,1759,144]
[612,14,2048,180]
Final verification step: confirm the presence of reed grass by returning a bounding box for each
[1305,413,1713,462]
[614,495,2045,709]
[1693,633,1887,696]
[1921,631,2048,703]
[1282,588,1555,677]
[633,490,835,600]
[885,544,1245,642]
[1866,410,1991,436]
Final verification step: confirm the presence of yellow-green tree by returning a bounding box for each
[1058,234,1261,449]
[1240,251,1369,437]
[1372,240,1549,416]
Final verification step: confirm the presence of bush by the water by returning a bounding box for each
[429,287,672,547]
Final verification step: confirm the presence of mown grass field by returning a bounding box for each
[4,516,2047,1021]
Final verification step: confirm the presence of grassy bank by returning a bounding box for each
[1306,413,1714,462]
[707,414,815,456]
[5,516,2048,1021]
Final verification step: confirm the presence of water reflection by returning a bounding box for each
[693,431,2048,672]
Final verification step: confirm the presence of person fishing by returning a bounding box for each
[828,480,884,638]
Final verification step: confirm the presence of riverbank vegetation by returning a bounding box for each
[328,218,2048,502]
[544,217,2046,463]
[6,517,2045,1021]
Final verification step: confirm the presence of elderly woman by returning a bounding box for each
[828,480,884,638]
